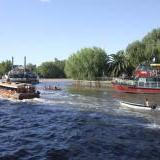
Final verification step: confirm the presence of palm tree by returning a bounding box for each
[108,51,132,77]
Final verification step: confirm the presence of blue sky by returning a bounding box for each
[0,0,160,65]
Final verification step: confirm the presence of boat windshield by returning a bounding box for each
[136,64,153,71]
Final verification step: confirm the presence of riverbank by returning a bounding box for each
[39,78,73,82]
[39,79,112,88]
[72,80,112,88]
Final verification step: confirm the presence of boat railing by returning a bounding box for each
[113,78,160,88]
[112,78,135,85]
[135,81,160,88]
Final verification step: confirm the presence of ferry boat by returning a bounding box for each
[0,81,40,100]
[112,63,160,93]
[3,66,39,84]
[2,57,39,84]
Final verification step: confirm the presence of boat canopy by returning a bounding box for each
[150,64,160,67]
[0,82,32,89]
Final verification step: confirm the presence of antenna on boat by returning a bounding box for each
[24,56,26,72]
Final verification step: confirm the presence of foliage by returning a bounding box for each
[142,28,160,63]
[0,60,12,77]
[126,41,146,67]
[108,50,133,77]
[1,28,160,79]
[37,59,66,78]
[65,47,108,80]
[26,63,37,73]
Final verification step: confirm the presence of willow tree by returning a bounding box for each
[65,47,108,80]
[126,41,146,67]
[142,28,160,63]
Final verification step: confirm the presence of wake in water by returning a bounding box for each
[1,82,160,160]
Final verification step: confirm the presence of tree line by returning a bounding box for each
[0,28,160,79]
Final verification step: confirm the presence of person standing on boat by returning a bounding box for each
[144,98,149,107]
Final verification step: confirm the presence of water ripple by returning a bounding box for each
[0,82,160,159]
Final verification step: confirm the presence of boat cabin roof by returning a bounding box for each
[0,82,33,89]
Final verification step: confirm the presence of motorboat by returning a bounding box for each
[119,100,159,110]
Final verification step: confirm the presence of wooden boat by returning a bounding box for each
[119,101,159,110]
[0,81,40,100]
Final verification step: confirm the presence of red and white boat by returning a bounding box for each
[112,63,160,94]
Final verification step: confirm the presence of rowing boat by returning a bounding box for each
[119,101,159,110]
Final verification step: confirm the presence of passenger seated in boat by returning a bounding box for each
[6,78,11,84]
[144,98,149,107]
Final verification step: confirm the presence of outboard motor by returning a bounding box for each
[151,104,157,109]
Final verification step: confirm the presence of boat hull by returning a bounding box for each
[0,82,40,100]
[0,89,40,100]
[119,101,159,110]
[112,82,160,93]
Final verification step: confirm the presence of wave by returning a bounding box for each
[144,122,160,129]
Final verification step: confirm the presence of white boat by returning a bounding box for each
[119,101,159,110]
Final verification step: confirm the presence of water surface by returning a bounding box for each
[0,81,160,160]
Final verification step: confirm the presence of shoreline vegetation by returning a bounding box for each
[0,28,160,83]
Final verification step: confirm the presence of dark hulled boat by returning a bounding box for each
[0,81,40,100]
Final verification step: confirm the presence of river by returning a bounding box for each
[0,80,160,160]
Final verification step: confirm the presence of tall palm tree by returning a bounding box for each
[108,51,131,77]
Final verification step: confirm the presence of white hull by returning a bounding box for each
[119,101,159,110]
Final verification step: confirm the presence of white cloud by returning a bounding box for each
[40,0,51,2]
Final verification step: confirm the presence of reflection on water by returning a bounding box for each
[0,81,160,160]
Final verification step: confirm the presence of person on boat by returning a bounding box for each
[144,98,149,107]
[6,78,11,84]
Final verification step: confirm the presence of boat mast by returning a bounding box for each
[24,56,26,72]
[11,56,14,69]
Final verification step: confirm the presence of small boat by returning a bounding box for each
[119,101,159,110]
[0,81,40,100]
[43,86,62,91]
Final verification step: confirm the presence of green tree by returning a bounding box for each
[0,60,12,77]
[37,59,66,78]
[142,28,160,63]
[126,41,146,67]
[108,50,132,77]
[26,63,37,73]
[65,47,108,80]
